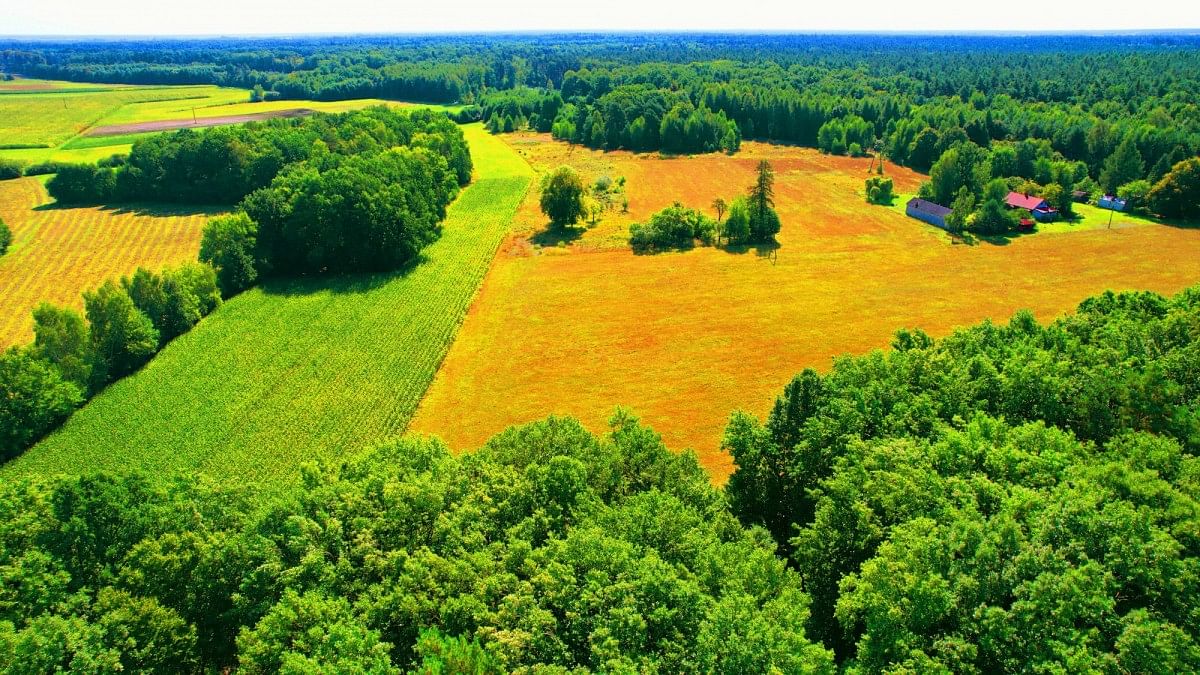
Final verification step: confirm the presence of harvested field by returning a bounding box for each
[408,133,1200,481]
[84,108,317,136]
[0,177,215,346]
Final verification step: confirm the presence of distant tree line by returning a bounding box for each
[16,35,1194,166]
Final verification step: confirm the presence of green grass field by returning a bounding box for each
[0,79,463,166]
[0,84,241,148]
[2,124,531,489]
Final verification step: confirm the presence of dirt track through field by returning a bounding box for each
[84,108,317,136]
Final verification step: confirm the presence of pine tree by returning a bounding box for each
[1100,137,1144,193]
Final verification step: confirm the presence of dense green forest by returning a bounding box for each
[726,287,1200,670]
[0,414,834,673]
[1,286,1198,671]
[5,34,1199,199]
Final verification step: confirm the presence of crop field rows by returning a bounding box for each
[0,177,214,346]
[3,125,532,488]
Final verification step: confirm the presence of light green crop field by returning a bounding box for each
[3,125,532,489]
[0,79,463,166]
[0,84,242,149]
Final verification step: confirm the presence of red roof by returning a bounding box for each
[1006,192,1049,211]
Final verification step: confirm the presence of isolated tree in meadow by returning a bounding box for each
[865,176,894,204]
[539,166,586,229]
[83,280,159,385]
[746,160,781,241]
[0,218,10,256]
[712,197,727,222]
[1148,158,1200,219]
[1101,137,1144,193]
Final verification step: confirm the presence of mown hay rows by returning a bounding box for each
[0,178,211,346]
[5,125,533,489]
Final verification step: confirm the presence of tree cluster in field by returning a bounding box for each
[0,412,835,673]
[46,107,470,206]
[864,176,894,204]
[725,286,1200,671]
[45,107,470,278]
[1,263,221,461]
[629,161,781,252]
[2,285,1199,672]
[629,203,717,252]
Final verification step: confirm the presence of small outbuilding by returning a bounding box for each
[1005,192,1059,222]
[1098,194,1128,211]
[1018,218,1036,231]
[1072,190,1090,203]
[905,197,953,230]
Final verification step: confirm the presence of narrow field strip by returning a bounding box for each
[4,125,532,489]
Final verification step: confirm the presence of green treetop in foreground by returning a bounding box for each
[0,414,835,673]
[726,285,1200,670]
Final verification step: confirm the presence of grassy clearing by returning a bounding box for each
[0,177,215,346]
[409,135,1200,481]
[4,124,532,488]
[0,81,464,166]
[0,84,240,149]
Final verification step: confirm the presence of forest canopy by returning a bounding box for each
[725,285,1200,671]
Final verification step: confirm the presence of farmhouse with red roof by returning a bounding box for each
[1005,192,1059,222]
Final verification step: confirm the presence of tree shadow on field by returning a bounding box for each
[530,224,584,247]
[34,201,224,218]
[259,255,425,297]
[720,238,781,259]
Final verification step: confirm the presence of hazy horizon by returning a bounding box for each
[4,0,1198,37]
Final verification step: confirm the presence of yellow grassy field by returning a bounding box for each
[0,177,215,346]
[409,134,1200,481]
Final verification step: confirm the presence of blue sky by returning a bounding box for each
[3,0,1197,35]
